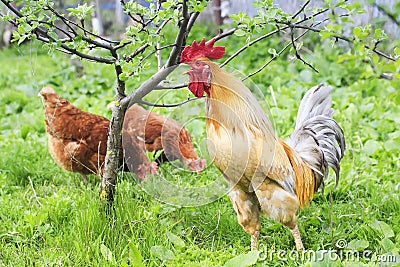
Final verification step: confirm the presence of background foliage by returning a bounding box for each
[0,0,399,266]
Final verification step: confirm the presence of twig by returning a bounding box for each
[46,4,118,45]
[165,0,189,67]
[139,97,200,107]
[122,19,171,62]
[28,176,42,207]
[154,83,187,90]
[120,0,146,30]
[291,0,310,20]
[374,2,400,26]
[242,29,310,81]
[155,0,162,70]
[220,29,281,67]
[289,25,319,73]
[124,44,150,62]
[187,12,200,33]
[277,22,398,61]
[220,4,333,68]
[214,27,240,41]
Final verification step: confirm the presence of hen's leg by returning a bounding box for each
[254,181,304,250]
[228,185,261,250]
[80,174,89,184]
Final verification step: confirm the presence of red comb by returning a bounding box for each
[180,38,225,63]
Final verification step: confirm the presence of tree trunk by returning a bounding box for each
[100,96,126,202]
[100,64,126,202]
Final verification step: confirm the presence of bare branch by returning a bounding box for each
[366,42,398,61]
[139,97,200,107]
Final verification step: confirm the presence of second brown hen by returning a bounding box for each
[123,105,206,173]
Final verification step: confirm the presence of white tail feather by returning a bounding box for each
[287,84,346,190]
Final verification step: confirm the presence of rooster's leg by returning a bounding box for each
[254,182,303,250]
[290,224,304,250]
[228,185,261,250]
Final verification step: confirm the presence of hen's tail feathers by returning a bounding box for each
[287,84,346,191]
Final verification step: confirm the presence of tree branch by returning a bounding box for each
[139,97,200,107]
[124,43,150,62]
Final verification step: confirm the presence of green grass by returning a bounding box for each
[0,36,399,267]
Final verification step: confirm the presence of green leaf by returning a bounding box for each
[161,2,171,9]
[100,243,116,264]
[129,242,144,267]
[384,140,400,151]
[267,48,277,56]
[320,30,334,40]
[370,221,395,238]
[363,140,380,155]
[119,72,129,82]
[394,47,400,57]
[379,221,395,238]
[67,3,94,20]
[380,238,395,252]
[166,231,185,248]
[234,29,247,37]
[347,239,369,251]
[353,26,362,39]
[150,245,175,261]
[223,250,260,267]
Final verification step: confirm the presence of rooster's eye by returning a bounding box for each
[195,61,201,66]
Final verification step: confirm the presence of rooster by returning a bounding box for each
[181,39,345,250]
